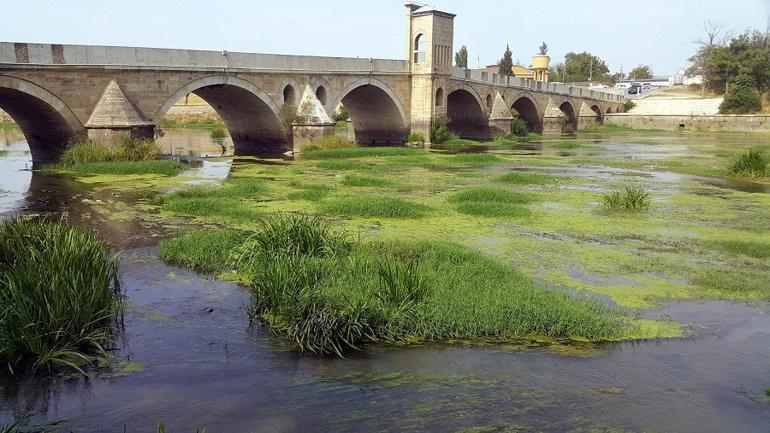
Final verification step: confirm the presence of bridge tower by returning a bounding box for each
[405,4,455,140]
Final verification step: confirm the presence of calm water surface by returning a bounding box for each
[0,129,769,432]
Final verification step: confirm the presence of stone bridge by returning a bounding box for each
[0,5,623,163]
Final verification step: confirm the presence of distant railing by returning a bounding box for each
[450,66,623,101]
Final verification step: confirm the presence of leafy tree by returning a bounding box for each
[539,42,548,56]
[719,74,762,114]
[498,45,514,76]
[704,30,770,94]
[548,52,609,83]
[629,65,654,79]
[688,21,729,96]
[455,45,468,68]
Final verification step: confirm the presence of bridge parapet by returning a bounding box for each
[450,66,624,103]
[0,42,409,74]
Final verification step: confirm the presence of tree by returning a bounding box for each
[689,21,729,96]
[455,45,468,68]
[719,74,762,114]
[629,65,654,79]
[498,45,514,76]
[548,52,609,83]
[539,42,548,56]
[702,30,770,94]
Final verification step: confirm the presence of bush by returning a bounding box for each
[623,100,636,112]
[59,137,161,165]
[727,148,767,177]
[210,128,227,140]
[333,105,349,122]
[407,132,425,143]
[720,74,762,114]
[0,218,122,373]
[279,103,298,127]
[510,118,528,137]
[429,123,457,144]
[602,185,651,211]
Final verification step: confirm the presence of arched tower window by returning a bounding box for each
[316,86,327,105]
[283,85,297,106]
[414,34,426,64]
[486,94,494,108]
[435,88,444,106]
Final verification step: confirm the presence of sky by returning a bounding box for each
[1,0,768,76]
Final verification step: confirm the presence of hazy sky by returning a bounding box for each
[2,0,768,75]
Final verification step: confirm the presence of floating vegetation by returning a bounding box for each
[160,214,629,357]
[0,217,122,374]
[449,187,533,218]
[319,195,429,219]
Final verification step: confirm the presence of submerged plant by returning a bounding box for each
[0,217,122,374]
[727,148,767,177]
[602,185,651,212]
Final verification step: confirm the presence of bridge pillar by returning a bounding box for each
[84,80,156,145]
[291,85,336,152]
[577,102,601,130]
[541,98,567,135]
[488,92,513,137]
[406,4,455,143]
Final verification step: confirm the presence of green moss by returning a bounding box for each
[160,229,245,273]
[455,202,531,218]
[341,174,396,188]
[449,188,534,205]
[712,239,770,259]
[46,160,184,176]
[497,171,563,185]
[304,147,422,159]
[287,184,334,202]
[315,160,371,170]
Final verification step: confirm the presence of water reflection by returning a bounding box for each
[157,129,234,157]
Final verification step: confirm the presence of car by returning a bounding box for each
[627,83,642,94]
[641,83,652,90]
[614,83,631,89]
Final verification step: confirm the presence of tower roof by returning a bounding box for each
[85,80,153,128]
[406,3,456,18]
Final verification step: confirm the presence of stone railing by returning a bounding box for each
[0,42,410,74]
[451,67,624,102]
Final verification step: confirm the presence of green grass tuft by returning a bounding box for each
[341,175,396,188]
[497,171,562,185]
[287,184,334,202]
[0,217,122,374]
[320,195,429,219]
[449,187,534,205]
[160,229,245,274]
[727,148,768,177]
[602,185,651,212]
[53,160,184,176]
[315,160,371,171]
[712,240,770,259]
[304,147,422,160]
[455,202,532,218]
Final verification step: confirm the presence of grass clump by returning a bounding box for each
[160,229,245,274]
[160,215,629,357]
[430,123,457,144]
[303,135,355,152]
[0,217,122,374]
[727,148,767,177]
[287,184,334,202]
[57,160,184,176]
[712,239,770,259]
[602,185,651,212]
[320,195,429,219]
[341,175,395,188]
[159,177,267,222]
[407,132,425,143]
[60,138,160,165]
[498,171,561,185]
[304,146,422,160]
[449,187,533,218]
[315,160,370,171]
[210,128,227,140]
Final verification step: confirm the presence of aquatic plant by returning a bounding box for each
[287,184,334,202]
[304,146,421,159]
[160,228,245,274]
[341,174,395,188]
[727,148,767,177]
[303,135,355,152]
[55,160,184,176]
[407,132,425,143]
[497,172,561,185]
[510,118,528,137]
[429,123,457,144]
[601,185,651,212]
[713,239,770,259]
[59,137,161,165]
[160,215,628,357]
[0,217,122,374]
[448,187,533,218]
[319,195,429,219]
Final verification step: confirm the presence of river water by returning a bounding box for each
[1,128,769,432]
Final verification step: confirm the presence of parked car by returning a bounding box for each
[641,83,652,90]
[627,83,642,94]
[614,82,631,89]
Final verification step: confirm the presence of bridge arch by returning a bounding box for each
[559,100,578,131]
[158,75,288,154]
[590,104,603,122]
[333,79,408,145]
[0,75,86,164]
[510,94,543,134]
[446,85,487,140]
[606,107,614,114]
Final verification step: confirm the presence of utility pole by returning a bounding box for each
[589,57,593,83]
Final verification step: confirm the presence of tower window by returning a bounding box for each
[414,34,426,64]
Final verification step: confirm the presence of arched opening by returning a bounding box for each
[559,101,578,132]
[486,94,494,109]
[435,88,444,107]
[316,86,328,106]
[339,82,408,145]
[510,96,543,134]
[606,107,614,114]
[283,85,297,106]
[0,77,85,164]
[159,76,287,155]
[447,89,488,140]
[590,104,603,122]
[414,34,426,64]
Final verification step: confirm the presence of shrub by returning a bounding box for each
[210,128,227,140]
[727,148,767,177]
[333,105,349,122]
[429,123,457,144]
[0,218,122,373]
[407,132,425,143]
[602,185,651,211]
[623,100,636,112]
[279,103,298,127]
[510,118,528,137]
[719,74,762,114]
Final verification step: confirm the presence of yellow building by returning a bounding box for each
[511,65,535,79]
